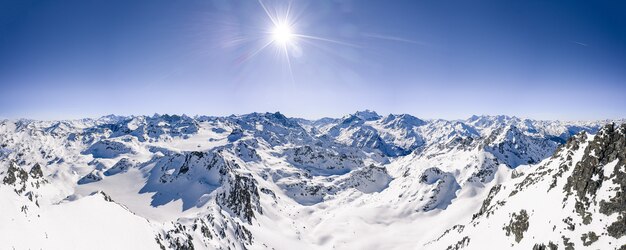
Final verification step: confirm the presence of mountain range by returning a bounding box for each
[1,111,625,249]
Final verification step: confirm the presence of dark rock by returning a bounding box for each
[3,161,28,192]
[581,231,599,246]
[473,184,503,221]
[446,236,470,250]
[217,173,262,224]
[78,170,103,184]
[503,209,529,243]
[29,163,43,179]
[561,236,575,250]
[532,241,558,250]
[564,124,626,234]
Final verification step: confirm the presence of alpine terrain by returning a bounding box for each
[1,111,626,250]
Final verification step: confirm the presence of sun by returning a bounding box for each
[271,23,294,45]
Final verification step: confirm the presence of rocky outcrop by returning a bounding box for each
[78,170,103,184]
[564,123,626,234]
[503,209,529,243]
[484,125,558,168]
[217,173,262,224]
[419,167,461,211]
[342,164,392,193]
[2,161,28,186]
[104,158,135,176]
[472,184,503,221]
[29,163,43,179]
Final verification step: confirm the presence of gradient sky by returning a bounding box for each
[1,0,625,120]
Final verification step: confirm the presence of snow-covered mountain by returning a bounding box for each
[1,112,624,249]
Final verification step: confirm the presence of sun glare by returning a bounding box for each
[271,23,294,45]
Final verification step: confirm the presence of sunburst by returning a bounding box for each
[248,0,354,82]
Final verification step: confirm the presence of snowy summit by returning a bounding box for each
[1,111,626,249]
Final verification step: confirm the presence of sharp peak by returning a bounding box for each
[353,109,381,117]
[238,111,289,119]
[340,110,382,121]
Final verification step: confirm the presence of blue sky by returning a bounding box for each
[0,0,625,120]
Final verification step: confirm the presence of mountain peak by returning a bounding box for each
[0,112,622,250]
[352,110,381,121]
[381,113,426,128]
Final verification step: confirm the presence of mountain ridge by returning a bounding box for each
[1,111,625,249]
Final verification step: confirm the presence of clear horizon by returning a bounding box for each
[1,0,625,120]
[1,110,624,123]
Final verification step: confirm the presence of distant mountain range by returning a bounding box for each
[1,111,625,249]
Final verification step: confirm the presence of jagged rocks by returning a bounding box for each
[104,158,135,176]
[154,150,232,184]
[509,165,553,197]
[465,156,500,183]
[510,169,524,179]
[159,223,195,250]
[561,236,575,250]
[232,222,253,246]
[93,190,114,202]
[281,181,330,205]
[217,173,262,224]
[87,114,200,142]
[29,163,43,179]
[235,140,260,162]
[260,187,276,200]
[419,167,461,211]
[285,145,364,175]
[342,164,392,193]
[483,125,558,168]
[2,161,28,185]
[78,170,103,184]
[596,126,626,239]
[581,231,599,246]
[532,241,557,250]
[503,209,529,243]
[428,224,465,245]
[565,124,626,231]
[472,184,503,221]
[0,114,621,249]
[446,236,470,250]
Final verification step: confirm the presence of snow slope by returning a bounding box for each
[0,112,624,250]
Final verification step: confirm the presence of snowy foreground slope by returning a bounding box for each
[1,111,625,250]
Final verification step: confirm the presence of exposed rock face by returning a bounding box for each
[217,173,262,224]
[446,236,470,250]
[432,123,626,249]
[159,222,195,250]
[103,158,135,176]
[0,113,621,249]
[472,184,503,221]
[532,242,558,250]
[84,114,200,142]
[78,171,103,184]
[483,125,558,168]
[235,140,260,162]
[503,209,529,243]
[564,123,626,235]
[29,163,43,179]
[595,125,626,239]
[581,231,599,246]
[3,161,27,185]
[419,167,461,211]
[342,164,392,193]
